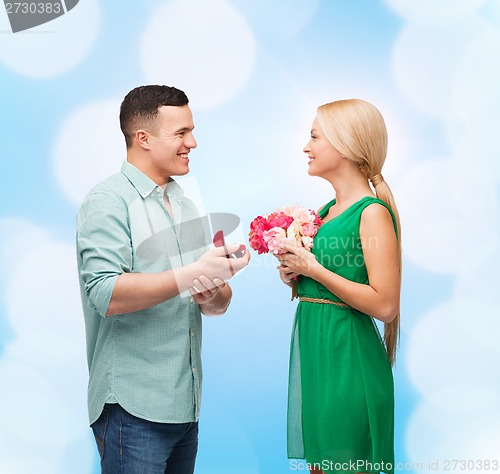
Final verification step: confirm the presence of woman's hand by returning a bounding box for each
[277,264,299,288]
[276,244,320,278]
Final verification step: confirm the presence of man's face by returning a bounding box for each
[146,105,197,182]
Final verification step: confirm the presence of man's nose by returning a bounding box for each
[186,133,197,149]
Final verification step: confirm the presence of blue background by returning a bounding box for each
[1,0,499,472]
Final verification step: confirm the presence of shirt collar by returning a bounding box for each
[121,161,184,201]
[165,178,184,202]
[121,161,157,198]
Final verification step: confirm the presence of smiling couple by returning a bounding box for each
[77,85,401,474]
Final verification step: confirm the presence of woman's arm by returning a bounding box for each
[277,204,400,323]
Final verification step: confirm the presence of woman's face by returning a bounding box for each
[303,115,344,178]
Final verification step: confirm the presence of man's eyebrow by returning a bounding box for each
[175,126,194,133]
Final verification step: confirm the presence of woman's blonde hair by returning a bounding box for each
[317,99,402,366]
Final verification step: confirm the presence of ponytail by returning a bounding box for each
[370,174,402,367]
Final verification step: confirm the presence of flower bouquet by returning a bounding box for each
[248,204,322,299]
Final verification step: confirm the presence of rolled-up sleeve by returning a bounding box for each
[77,192,131,317]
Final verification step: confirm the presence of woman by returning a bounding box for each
[277,99,401,474]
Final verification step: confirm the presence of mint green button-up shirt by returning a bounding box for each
[76,161,208,425]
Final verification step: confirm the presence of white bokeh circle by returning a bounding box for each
[140,0,256,109]
[453,250,500,355]
[53,99,125,205]
[395,158,500,273]
[406,397,500,463]
[0,360,93,474]
[0,221,93,470]
[0,0,100,77]
[3,337,89,444]
[405,301,500,396]
[2,224,89,432]
[0,456,62,474]
[239,0,320,39]
[5,329,85,367]
[452,28,500,148]
[0,360,70,447]
[445,115,500,184]
[6,241,84,339]
[454,250,500,304]
[383,0,488,21]
[423,384,500,416]
[392,16,490,117]
[406,295,500,464]
[0,219,51,283]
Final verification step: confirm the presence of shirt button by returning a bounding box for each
[192,367,196,373]
[190,330,194,337]
[189,297,194,303]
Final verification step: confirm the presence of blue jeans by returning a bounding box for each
[91,404,198,474]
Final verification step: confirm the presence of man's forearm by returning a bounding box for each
[106,264,198,316]
[104,244,248,316]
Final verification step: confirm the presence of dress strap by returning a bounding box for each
[299,296,350,308]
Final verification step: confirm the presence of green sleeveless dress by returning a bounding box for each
[287,196,397,473]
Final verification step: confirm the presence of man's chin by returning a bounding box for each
[171,167,190,177]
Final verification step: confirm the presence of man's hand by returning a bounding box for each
[188,244,249,316]
[105,244,249,317]
[195,244,250,281]
[190,276,226,304]
[190,276,232,316]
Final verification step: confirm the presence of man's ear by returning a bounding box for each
[136,130,150,149]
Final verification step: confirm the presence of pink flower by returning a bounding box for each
[301,222,319,237]
[249,234,268,254]
[248,204,322,255]
[267,212,294,229]
[292,208,312,223]
[250,215,270,233]
[312,213,322,226]
[301,236,314,250]
[263,227,288,254]
[249,215,271,254]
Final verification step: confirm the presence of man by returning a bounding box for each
[76,85,249,473]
